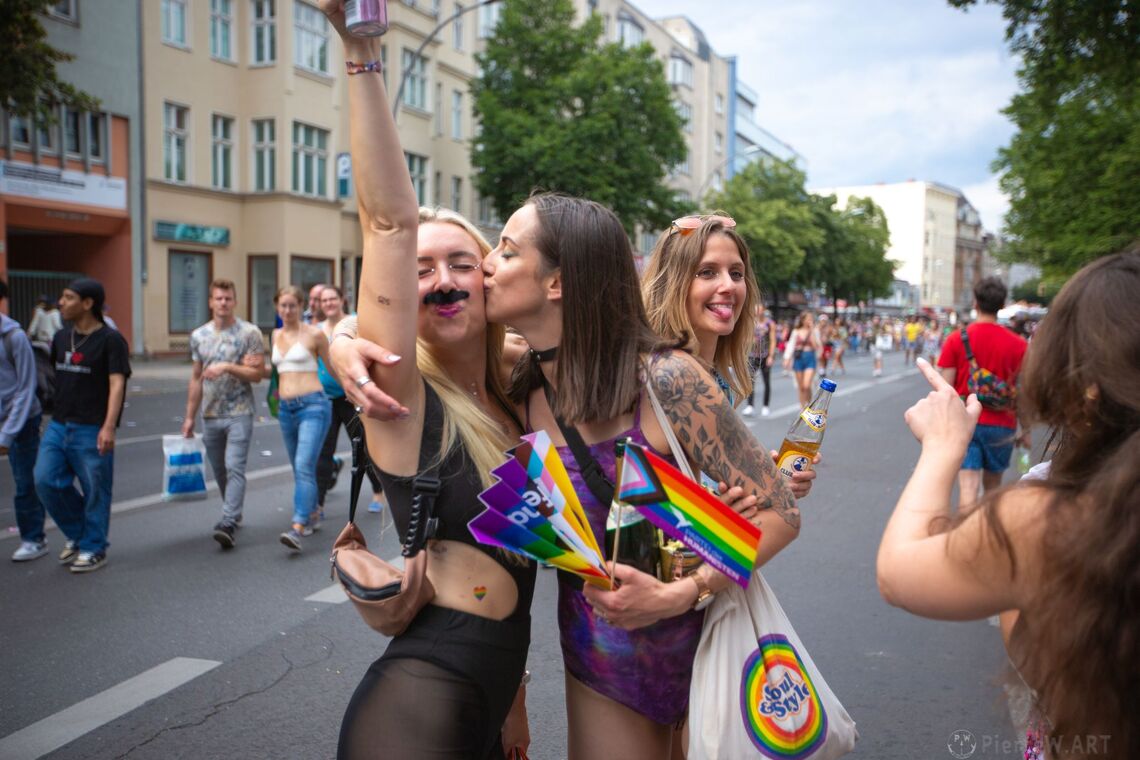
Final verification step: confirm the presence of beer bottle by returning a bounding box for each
[776,378,837,480]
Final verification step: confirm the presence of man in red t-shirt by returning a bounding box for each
[937,277,1028,512]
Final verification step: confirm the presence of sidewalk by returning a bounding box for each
[129,356,194,380]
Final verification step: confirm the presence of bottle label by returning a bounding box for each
[800,408,826,432]
[777,450,813,480]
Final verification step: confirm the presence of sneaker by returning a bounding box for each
[309,508,324,532]
[761,406,771,417]
[69,552,107,573]
[741,405,754,417]
[367,499,384,514]
[280,524,306,552]
[12,540,48,562]
[58,540,79,565]
[212,521,236,549]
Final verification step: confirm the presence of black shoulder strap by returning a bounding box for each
[959,326,976,362]
[346,380,442,557]
[541,377,614,508]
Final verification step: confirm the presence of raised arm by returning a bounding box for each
[321,1,421,465]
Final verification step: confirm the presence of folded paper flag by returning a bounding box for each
[470,435,611,589]
[617,440,762,587]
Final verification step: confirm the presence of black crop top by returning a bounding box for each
[372,382,536,621]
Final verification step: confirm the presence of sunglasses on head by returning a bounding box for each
[669,215,737,236]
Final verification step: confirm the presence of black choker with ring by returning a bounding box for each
[529,345,558,363]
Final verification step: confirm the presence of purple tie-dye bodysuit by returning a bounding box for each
[546,403,706,726]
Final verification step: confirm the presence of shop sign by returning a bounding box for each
[154,220,230,246]
[0,160,127,210]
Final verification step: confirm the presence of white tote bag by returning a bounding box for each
[161,434,208,501]
[688,571,858,759]
[644,374,857,759]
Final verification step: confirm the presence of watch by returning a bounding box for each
[690,573,715,611]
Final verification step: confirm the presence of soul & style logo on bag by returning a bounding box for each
[740,634,828,759]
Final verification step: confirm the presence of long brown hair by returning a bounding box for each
[507,192,670,424]
[641,217,759,403]
[975,248,1140,754]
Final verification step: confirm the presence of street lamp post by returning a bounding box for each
[391,0,504,120]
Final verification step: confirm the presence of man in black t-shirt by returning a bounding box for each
[34,278,131,574]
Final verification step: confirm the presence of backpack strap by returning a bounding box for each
[541,377,614,509]
[959,326,978,366]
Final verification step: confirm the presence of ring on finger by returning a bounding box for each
[354,375,373,389]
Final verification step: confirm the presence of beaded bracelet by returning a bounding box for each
[345,59,383,75]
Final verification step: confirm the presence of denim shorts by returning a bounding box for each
[962,423,1015,472]
[793,350,817,372]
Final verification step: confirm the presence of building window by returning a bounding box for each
[477,194,498,225]
[47,0,77,21]
[210,0,235,59]
[478,1,500,38]
[715,94,724,114]
[163,103,189,182]
[290,255,332,294]
[406,152,428,205]
[212,115,234,189]
[668,55,693,87]
[87,113,104,160]
[293,1,328,74]
[714,131,722,154]
[162,0,188,46]
[450,176,462,213]
[169,251,212,333]
[63,108,81,155]
[453,3,464,50]
[251,0,276,63]
[37,120,56,153]
[451,90,463,140]
[9,114,31,146]
[617,14,643,47]
[674,100,692,133]
[252,118,276,191]
[433,82,443,136]
[248,255,278,329]
[401,49,427,110]
[291,121,328,197]
[673,151,690,176]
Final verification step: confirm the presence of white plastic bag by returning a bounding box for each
[688,570,858,760]
[162,434,208,501]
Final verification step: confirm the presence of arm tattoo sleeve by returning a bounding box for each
[649,352,800,530]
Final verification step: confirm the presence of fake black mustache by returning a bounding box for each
[423,289,470,306]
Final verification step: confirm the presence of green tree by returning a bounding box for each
[705,157,822,311]
[1010,276,1062,306]
[1,0,100,126]
[471,0,687,232]
[950,0,1140,276]
[800,195,895,317]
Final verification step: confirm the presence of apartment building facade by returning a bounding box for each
[1,0,143,349]
[816,180,969,311]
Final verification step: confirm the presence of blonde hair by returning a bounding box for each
[274,285,304,305]
[415,207,513,489]
[641,218,759,403]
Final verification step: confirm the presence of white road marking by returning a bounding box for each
[0,657,221,759]
[0,450,351,543]
[752,367,920,421]
[113,421,277,448]
[310,556,404,604]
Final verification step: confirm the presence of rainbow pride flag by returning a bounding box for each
[617,441,761,587]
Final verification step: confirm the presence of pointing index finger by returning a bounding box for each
[916,357,952,392]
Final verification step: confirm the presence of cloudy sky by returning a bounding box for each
[638,0,1020,233]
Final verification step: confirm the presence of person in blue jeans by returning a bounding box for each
[268,285,332,551]
[1,279,48,562]
[34,278,131,573]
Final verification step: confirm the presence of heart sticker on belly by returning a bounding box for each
[473,586,487,601]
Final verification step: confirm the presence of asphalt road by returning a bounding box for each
[0,351,1031,760]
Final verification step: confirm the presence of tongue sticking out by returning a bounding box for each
[708,304,734,320]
